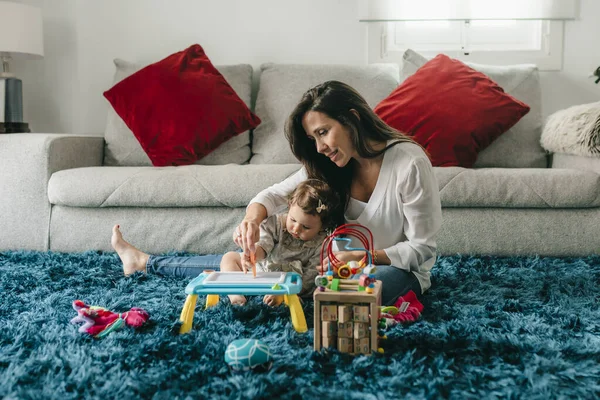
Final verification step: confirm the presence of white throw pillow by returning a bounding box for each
[541,101,600,157]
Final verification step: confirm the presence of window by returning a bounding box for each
[361,0,579,71]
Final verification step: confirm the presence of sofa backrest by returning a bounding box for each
[103,56,544,169]
[402,49,546,168]
[103,59,254,166]
[249,63,400,164]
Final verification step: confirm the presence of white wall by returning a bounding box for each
[12,0,76,133]
[539,0,600,115]
[14,0,366,133]
[11,0,600,134]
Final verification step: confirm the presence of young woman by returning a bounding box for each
[235,81,442,306]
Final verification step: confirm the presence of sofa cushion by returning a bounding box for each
[104,58,255,167]
[48,165,599,209]
[104,44,261,167]
[50,205,246,254]
[435,167,600,208]
[402,49,546,168]
[375,54,530,168]
[250,63,400,164]
[48,165,302,208]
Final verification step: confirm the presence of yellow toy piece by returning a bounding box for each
[179,294,198,334]
[205,294,219,308]
[337,264,352,279]
[284,294,308,333]
[381,306,399,315]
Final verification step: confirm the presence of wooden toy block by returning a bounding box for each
[322,321,337,337]
[313,280,382,354]
[322,336,336,349]
[353,322,368,339]
[338,337,353,353]
[338,321,353,338]
[354,338,370,354]
[338,305,353,323]
[321,304,338,321]
[352,305,370,322]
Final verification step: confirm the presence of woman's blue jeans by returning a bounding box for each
[147,255,422,305]
[147,254,223,278]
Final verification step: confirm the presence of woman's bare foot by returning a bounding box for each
[263,295,284,307]
[111,225,150,276]
[228,295,247,305]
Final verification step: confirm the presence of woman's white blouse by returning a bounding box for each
[249,141,442,292]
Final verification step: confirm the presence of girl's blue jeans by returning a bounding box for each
[147,254,422,306]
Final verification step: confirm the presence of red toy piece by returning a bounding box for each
[70,300,150,338]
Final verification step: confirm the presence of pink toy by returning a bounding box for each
[70,300,149,338]
[379,290,424,328]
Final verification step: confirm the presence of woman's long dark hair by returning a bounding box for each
[285,80,416,222]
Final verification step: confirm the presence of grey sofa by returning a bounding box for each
[1,59,599,256]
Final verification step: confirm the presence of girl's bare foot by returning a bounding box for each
[111,225,150,276]
[228,295,247,306]
[263,295,284,307]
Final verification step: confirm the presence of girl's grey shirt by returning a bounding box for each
[256,213,326,296]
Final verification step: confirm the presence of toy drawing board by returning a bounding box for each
[204,271,286,285]
[185,271,302,296]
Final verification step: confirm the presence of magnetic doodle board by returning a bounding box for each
[202,271,287,285]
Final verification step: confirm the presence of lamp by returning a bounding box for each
[0,1,44,133]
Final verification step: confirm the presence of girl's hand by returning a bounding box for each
[233,219,261,262]
[240,257,254,274]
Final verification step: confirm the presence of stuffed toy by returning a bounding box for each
[70,300,150,338]
[379,290,424,329]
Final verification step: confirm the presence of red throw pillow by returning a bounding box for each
[103,44,261,166]
[374,54,530,167]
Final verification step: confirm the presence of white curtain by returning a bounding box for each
[360,0,579,21]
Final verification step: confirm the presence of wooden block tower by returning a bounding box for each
[313,280,382,355]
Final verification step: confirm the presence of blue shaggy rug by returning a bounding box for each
[0,251,599,399]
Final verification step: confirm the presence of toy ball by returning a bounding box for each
[224,339,273,372]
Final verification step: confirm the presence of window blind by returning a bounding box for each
[359,0,579,21]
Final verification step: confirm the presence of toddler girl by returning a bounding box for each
[223,179,340,306]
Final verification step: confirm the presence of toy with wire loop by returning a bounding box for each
[315,223,377,293]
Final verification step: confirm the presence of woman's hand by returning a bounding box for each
[233,219,261,265]
[319,250,366,271]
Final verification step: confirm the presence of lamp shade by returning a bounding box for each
[0,1,43,59]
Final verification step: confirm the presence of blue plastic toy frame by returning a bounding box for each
[178,271,308,334]
[184,271,303,296]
